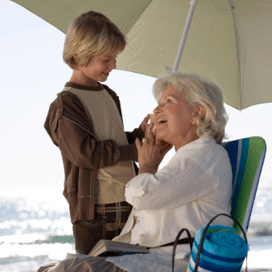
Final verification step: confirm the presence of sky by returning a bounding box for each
[1,0,272,195]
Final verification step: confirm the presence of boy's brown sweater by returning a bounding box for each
[44,83,144,223]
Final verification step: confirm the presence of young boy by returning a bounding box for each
[44,11,148,255]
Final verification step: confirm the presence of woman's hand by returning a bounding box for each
[140,114,151,132]
[135,123,172,174]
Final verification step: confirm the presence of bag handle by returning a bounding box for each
[194,213,248,272]
[172,228,193,272]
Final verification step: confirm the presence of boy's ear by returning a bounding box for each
[192,105,206,125]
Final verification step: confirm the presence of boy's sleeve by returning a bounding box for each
[125,126,145,145]
[57,118,137,169]
[44,93,138,170]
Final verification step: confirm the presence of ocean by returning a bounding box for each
[0,184,272,272]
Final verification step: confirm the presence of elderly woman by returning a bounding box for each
[38,72,232,272]
[113,72,232,255]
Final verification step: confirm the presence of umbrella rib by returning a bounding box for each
[229,0,242,110]
[208,0,231,11]
[126,0,153,35]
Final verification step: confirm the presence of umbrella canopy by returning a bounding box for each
[11,0,272,110]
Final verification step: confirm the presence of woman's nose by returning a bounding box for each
[153,104,162,114]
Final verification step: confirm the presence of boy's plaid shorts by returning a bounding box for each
[73,201,132,255]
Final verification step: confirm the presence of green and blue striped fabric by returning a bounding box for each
[224,137,266,235]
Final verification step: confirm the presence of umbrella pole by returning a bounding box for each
[172,0,198,72]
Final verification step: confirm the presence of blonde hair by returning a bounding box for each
[153,72,228,144]
[63,11,126,69]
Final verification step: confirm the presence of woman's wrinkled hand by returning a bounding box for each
[135,123,172,174]
[140,114,151,132]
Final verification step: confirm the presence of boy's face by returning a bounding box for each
[78,53,117,82]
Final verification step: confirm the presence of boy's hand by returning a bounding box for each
[140,114,151,132]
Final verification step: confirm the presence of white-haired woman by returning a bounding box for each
[113,72,232,255]
[38,72,232,272]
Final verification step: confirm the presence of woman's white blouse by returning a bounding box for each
[114,137,232,250]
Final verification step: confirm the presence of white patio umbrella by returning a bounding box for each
[11,0,272,110]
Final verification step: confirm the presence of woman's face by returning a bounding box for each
[153,86,201,151]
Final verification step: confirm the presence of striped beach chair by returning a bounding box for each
[224,136,266,235]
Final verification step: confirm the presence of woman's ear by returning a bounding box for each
[192,105,206,124]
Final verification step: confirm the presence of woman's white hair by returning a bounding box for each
[153,72,228,144]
